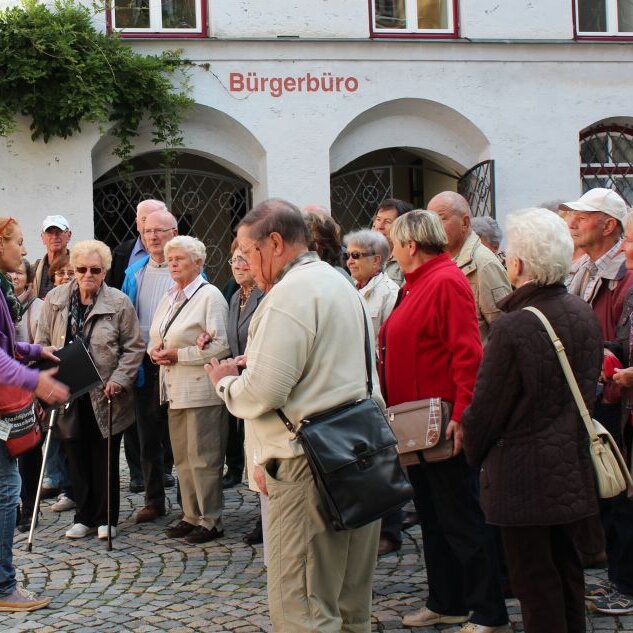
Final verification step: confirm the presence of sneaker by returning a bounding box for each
[65,523,96,539]
[97,525,117,540]
[50,493,76,513]
[460,624,512,633]
[589,590,633,615]
[585,578,615,601]
[0,586,51,612]
[402,607,469,628]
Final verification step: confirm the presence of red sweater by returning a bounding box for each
[378,253,483,422]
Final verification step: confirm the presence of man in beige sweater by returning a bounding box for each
[207,199,383,633]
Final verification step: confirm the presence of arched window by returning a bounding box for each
[580,125,633,206]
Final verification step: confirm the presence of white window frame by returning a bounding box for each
[371,0,456,36]
[111,0,203,34]
[575,0,633,37]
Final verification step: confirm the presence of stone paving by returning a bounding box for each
[4,461,632,632]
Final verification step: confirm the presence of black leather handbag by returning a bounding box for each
[276,304,413,531]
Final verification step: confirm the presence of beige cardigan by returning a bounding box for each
[149,282,230,409]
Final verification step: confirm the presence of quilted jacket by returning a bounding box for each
[462,282,602,526]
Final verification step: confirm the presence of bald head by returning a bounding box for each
[303,204,330,217]
[144,210,178,262]
[136,199,168,235]
[427,191,472,257]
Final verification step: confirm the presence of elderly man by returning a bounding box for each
[427,192,511,345]
[33,215,72,299]
[562,187,633,615]
[372,198,413,286]
[207,199,383,633]
[122,210,178,523]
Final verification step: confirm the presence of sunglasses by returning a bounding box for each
[346,251,375,260]
[75,266,103,275]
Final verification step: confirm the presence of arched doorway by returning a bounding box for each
[93,151,252,287]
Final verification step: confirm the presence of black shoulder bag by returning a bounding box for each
[276,300,413,531]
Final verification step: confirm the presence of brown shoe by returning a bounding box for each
[136,505,166,524]
[165,520,196,538]
[377,537,400,556]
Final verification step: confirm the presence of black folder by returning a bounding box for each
[33,339,103,404]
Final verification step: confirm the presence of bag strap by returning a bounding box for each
[276,295,373,435]
[522,306,598,441]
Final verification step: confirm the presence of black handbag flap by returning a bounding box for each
[299,399,397,475]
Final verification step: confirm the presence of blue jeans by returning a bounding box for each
[0,442,20,597]
[43,439,71,493]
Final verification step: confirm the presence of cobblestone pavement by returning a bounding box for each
[4,462,632,632]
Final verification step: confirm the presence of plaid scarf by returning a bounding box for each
[68,284,97,342]
[0,272,23,323]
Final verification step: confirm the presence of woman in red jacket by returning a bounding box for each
[378,210,509,633]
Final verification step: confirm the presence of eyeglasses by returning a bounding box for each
[75,266,103,275]
[143,228,175,236]
[54,268,74,277]
[228,257,248,267]
[346,251,375,260]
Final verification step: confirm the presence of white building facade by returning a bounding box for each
[1,0,632,285]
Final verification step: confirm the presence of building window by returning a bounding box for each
[110,0,205,36]
[576,0,633,37]
[580,125,633,206]
[371,0,458,37]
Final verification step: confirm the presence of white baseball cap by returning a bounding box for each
[560,188,627,224]
[41,215,70,232]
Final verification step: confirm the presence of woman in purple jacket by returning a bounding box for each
[0,216,68,613]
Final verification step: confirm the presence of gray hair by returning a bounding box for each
[471,216,503,249]
[505,208,573,285]
[343,230,391,270]
[391,210,448,254]
[70,240,112,272]
[137,199,167,217]
[164,235,206,264]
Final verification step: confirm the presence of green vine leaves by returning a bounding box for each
[0,0,193,164]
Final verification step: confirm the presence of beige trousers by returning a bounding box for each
[168,405,228,531]
[265,456,380,633]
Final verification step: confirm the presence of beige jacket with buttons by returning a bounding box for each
[149,283,230,409]
[35,280,145,438]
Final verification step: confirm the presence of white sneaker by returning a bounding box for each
[97,525,117,540]
[50,494,76,512]
[402,607,469,628]
[65,523,96,539]
[460,624,512,633]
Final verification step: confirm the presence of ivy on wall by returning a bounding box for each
[0,0,193,162]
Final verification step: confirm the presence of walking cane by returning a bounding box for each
[106,396,113,551]
[28,406,59,552]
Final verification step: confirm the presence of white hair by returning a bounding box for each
[164,235,206,263]
[505,208,573,285]
[70,240,112,272]
[471,216,502,248]
[343,229,391,269]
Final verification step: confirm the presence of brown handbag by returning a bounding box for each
[386,398,453,466]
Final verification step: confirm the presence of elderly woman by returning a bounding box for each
[378,210,509,631]
[471,216,506,267]
[36,240,145,540]
[0,217,68,612]
[463,209,603,633]
[149,236,230,544]
[343,229,399,340]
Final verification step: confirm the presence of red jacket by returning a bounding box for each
[378,253,482,422]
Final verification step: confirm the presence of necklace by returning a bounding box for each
[239,284,254,310]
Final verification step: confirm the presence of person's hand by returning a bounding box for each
[40,346,61,363]
[205,358,240,386]
[254,464,268,496]
[446,420,463,457]
[35,368,70,405]
[104,381,123,398]
[234,355,248,369]
[613,367,633,388]
[196,331,212,350]
[152,347,178,366]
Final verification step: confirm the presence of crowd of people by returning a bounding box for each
[0,188,632,633]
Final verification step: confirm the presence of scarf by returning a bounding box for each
[68,284,97,342]
[0,272,23,323]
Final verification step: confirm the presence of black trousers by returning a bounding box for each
[502,520,586,633]
[18,441,43,518]
[407,455,508,626]
[136,356,169,511]
[224,414,245,476]
[64,396,123,527]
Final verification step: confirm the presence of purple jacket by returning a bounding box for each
[0,289,41,391]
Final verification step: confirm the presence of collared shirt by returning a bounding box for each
[166,273,206,305]
[127,236,147,269]
[576,239,623,302]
